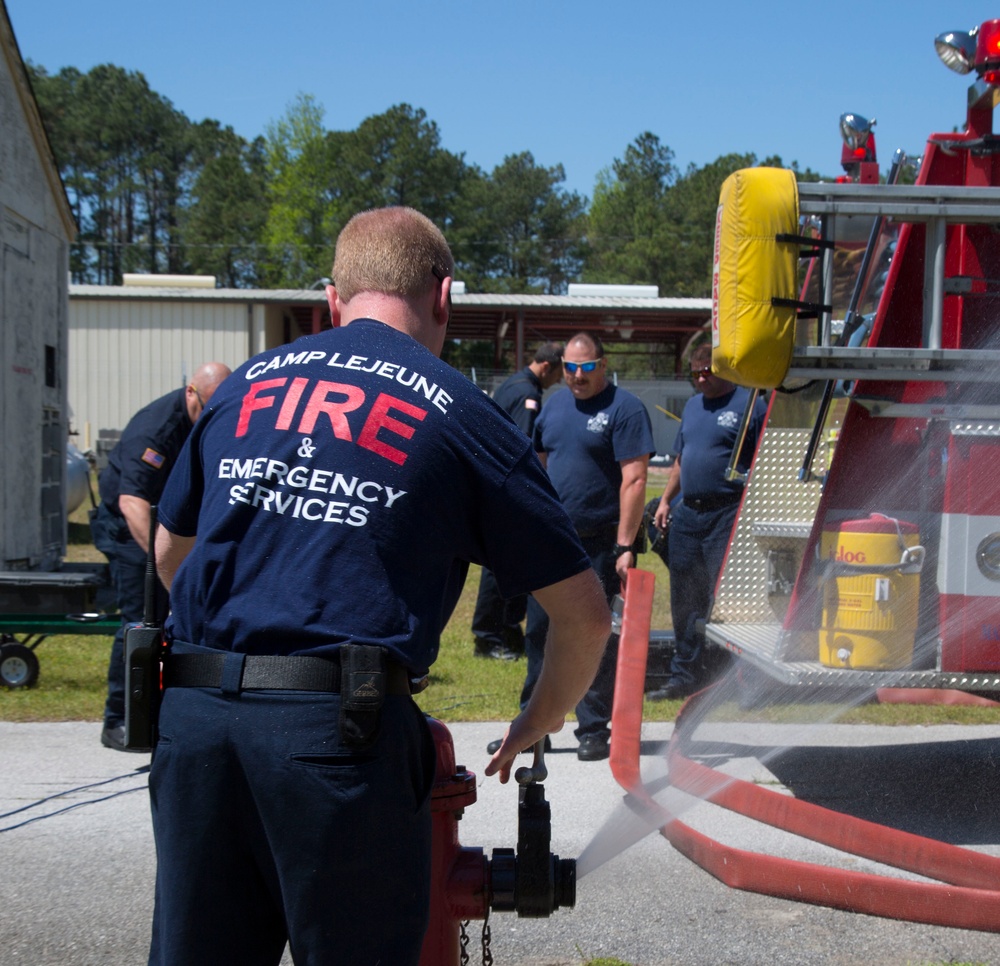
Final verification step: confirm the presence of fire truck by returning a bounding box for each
[701,18,1000,700]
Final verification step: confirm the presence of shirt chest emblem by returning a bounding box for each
[587,411,610,434]
[717,411,739,430]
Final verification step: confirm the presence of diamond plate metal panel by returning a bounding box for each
[705,621,1000,692]
[713,428,824,624]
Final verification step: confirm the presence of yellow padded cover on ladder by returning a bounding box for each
[711,167,799,389]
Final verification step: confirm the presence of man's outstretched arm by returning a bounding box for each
[485,567,610,783]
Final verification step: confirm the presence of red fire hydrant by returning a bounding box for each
[418,717,575,966]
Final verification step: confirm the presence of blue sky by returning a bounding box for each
[6,1,992,199]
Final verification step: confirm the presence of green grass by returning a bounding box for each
[0,482,670,723]
[0,633,110,720]
[0,555,671,723]
[4,480,1000,729]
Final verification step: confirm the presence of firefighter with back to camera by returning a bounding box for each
[149,206,611,966]
[90,361,231,752]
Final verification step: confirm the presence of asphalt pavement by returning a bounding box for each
[2,717,1000,965]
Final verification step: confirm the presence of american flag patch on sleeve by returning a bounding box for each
[141,448,165,469]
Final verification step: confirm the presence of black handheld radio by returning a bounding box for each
[123,506,164,752]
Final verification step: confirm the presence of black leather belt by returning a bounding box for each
[163,652,412,694]
[682,493,742,512]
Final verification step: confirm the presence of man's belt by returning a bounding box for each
[682,493,742,512]
[163,652,412,694]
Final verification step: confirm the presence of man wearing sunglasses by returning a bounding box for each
[503,331,654,762]
[472,341,564,661]
[650,343,767,700]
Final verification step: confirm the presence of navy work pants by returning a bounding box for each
[667,501,738,687]
[148,645,436,966]
[471,567,526,654]
[519,531,618,739]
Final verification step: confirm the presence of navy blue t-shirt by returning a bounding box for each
[533,382,655,533]
[157,320,590,675]
[492,367,544,437]
[673,386,767,501]
[99,388,193,511]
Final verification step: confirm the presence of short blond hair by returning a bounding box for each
[332,207,454,303]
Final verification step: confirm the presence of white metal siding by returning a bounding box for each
[0,18,73,567]
[68,299,253,445]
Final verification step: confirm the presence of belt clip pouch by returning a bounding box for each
[339,644,387,749]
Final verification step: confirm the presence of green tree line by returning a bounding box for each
[29,62,824,293]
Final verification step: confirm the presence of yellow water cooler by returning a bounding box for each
[819,514,923,670]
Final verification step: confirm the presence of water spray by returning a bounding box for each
[588,567,1000,934]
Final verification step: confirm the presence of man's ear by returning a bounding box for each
[434,276,452,328]
[325,285,343,327]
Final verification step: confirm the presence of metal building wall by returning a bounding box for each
[67,299,261,448]
[0,6,74,568]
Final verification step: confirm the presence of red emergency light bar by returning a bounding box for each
[936,19,1000,81]
[976,18,1000,66]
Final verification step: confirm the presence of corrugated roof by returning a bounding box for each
[70,283,710,312]
[70,284,322,303]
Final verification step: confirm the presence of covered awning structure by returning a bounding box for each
[71,282,712,373]
[69,281,711,444]
[445,293,711,370]
[275,290,713,370]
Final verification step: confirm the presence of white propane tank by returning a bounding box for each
[66,442,91,514]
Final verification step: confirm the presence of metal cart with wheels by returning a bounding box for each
[0,612,121,688]
[0,566,119,689]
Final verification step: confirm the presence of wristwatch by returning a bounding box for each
[612,544,633,557]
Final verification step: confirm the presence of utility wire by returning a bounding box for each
[0,766,149,832]
[0,786,148,834]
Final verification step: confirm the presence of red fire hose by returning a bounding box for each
[610,569,1000,933]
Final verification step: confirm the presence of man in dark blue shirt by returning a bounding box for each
[149,208,611,966]
[472,341,563,660]
[490,332,654,763]
[651,343,767,699]
[90,361,231,752]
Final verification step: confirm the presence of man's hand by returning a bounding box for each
[655,458,681,530]
[485,716,562,784]
[653,501,672,531]
[615,549,634,584]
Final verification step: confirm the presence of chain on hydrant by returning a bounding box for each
[419,719,575,966]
